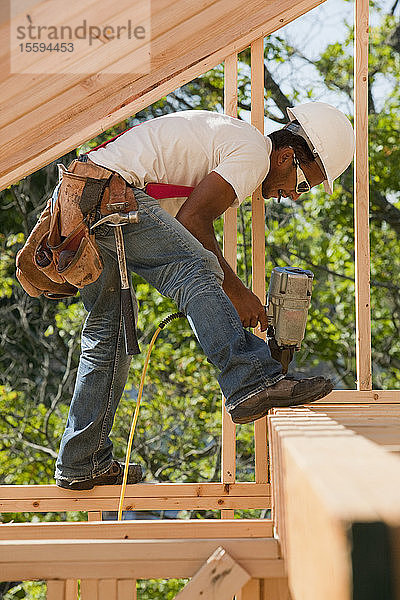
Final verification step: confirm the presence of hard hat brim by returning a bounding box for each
[323,178,333,195]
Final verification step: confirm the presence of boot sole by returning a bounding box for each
[56,464,142,490]
[231,381,333,425]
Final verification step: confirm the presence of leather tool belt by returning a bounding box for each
[16,159,138,299]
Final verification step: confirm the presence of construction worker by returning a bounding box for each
[54,102,355,489]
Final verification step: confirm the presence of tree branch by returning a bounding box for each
[270,243,399,291]
[263,64,292,118]
[370,188,400,236]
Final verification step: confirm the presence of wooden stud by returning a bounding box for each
[261,578,292,600]
[65,579,78,600]
[254,419,269,485]
[237,578,261,600]
[98,579,117,600]
[250,37,266,307]
[251,36,269,485]
[117,580,137,600]
[224,53,239,120]
[175,546,250,599]
[222,51,239,521]
[88,511,102,521]
[80,579,99,600]
[47,580,65,600]
[354,0,372,390]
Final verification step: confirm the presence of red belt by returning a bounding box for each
[144,182,195,199]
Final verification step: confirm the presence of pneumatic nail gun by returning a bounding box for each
[265,267,314,374]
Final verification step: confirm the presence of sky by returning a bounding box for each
[256,0,398,131]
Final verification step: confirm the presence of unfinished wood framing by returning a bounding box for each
[354,0,372,390]
[251,36,269,486]
[238,578,261,600]
[175,546,251,599]
[306,404,400,455]
[0,482,271,513]
[221,51,238,521]
[315,389,400,403]
[0,537,283,580]
[65,580,79,600]
[47,580,65,600]
[47,579,137,600]
[80,579,137,600]
[0,0,326,190]
[0,519,274,540]
[88,511,102,521]
[238,578,292,600]
[268,407,400,600]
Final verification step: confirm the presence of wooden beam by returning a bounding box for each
[82,579,138,600]
[314,390,400,403]
[88,511,102,521]
[117,580,137,600]
[47,580,65,600]
[268,408,400,600]
[222,51,238,521]
[293,404,400,455]
[0,0,326,190]
[98,579,117,600]
[0,519,274,540]
[237,578,261,600]
[261,578,292,600]
[175,546,250,599]
[0,482,268,499]
[250,36,269,485]
[354,0,372,390]
[0,482,271,513]
[0,483,270,512]
[65,579,78,600]
[80,579,99,600]
[0,537,284,580]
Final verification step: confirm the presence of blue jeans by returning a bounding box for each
[55,189,283,481]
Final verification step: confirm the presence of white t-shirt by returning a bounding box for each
[88,110,271,216]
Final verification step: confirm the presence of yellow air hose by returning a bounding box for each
[117,312,184,521]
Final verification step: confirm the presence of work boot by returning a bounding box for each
[229,376,333,424]
[56,460,143,490]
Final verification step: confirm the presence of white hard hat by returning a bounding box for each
[286,102,355,195]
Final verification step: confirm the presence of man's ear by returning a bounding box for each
[277,147,295,166]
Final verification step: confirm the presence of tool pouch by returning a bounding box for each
[47,175,104,289]
[15,159,137,298]
[16,199,79,299]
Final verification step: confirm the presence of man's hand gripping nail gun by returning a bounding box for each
[265,267,314,374]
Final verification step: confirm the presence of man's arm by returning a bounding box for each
[176,171,268,331]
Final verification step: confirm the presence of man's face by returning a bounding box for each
[262,147,325,201]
